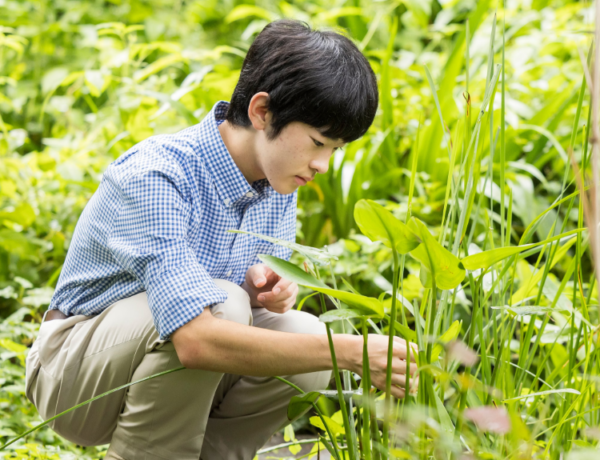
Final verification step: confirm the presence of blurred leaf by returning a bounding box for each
[41,67,68,94]
[491,305,569,315]
[225,5,276,24]
[0,203,35,228]
[229,229,337,266]
[503,388,580,402]
[320,308,366,322]
[431,320,462,361]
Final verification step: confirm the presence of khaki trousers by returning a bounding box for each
[25,279,331,460]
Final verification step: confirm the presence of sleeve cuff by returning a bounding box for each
[146,263,228,340]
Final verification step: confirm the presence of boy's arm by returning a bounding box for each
[171,307,417,398]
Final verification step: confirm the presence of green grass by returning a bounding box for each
[0,1,597,459]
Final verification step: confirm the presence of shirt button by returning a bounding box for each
[223,198,231,206]
[226,270,232,277]
[245,191,254,198]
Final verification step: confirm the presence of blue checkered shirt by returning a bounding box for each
[49,101,298,340]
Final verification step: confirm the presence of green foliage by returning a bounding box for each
[1,0,598,458]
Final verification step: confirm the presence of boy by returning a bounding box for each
[25,19,416,459]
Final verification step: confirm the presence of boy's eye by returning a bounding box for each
[313,138,324,147]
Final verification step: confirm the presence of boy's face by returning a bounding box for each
[257,119,345,195]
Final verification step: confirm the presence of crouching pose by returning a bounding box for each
[25,19,416,459]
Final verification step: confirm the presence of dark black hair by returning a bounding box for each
[226,19,379,143]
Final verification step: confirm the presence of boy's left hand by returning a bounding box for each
[241,263,299,313]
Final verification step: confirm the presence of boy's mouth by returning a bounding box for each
[295,176,308,186]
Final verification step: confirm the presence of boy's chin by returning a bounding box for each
[269,177,299,195]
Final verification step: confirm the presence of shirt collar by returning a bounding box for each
[199,100,274,208]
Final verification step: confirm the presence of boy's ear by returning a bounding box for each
[247,92,271,131]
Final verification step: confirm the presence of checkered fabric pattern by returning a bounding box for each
[49,101,298,340]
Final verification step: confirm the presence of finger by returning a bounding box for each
[271,278,293,296]
[253,265,269,288]
[389,358,405,374]
[261,282,296,302]
[262,295,295,312]
[393,338,418,362]
[391,385,406,399]
[391,373,418,392]
[265,300,294,314]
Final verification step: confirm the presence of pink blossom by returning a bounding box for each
[464,406,511,434]
[447,340,479,367]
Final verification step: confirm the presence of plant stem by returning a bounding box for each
[318,292,357,460]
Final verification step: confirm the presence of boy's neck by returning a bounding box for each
[218,120,265,185]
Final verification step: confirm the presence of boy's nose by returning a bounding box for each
[310,156,330,175]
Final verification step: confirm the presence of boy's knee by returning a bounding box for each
[210,279,252,326]
[280,310,327,335]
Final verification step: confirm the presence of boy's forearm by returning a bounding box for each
[172,308,360,376]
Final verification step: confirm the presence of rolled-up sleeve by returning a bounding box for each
[107,164,228,340]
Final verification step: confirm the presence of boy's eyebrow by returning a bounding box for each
[313,130,346,148]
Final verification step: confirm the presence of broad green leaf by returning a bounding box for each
[259,255,383,318]
[431,320,461,361]
[309,286,383,318]
[393,321,417,342]
[408,217,465,290]
[354,199,420,254]
[287,391,321,422]
[256,254,326,288]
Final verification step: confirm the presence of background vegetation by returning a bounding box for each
[0,0,597,458]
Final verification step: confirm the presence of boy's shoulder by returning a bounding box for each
[104,108,220,195]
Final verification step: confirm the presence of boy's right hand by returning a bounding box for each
[347,335,418,399]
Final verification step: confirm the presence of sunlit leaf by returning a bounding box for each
[309,415,345,436]
[408,217,465,290]
[354,199,420,254]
